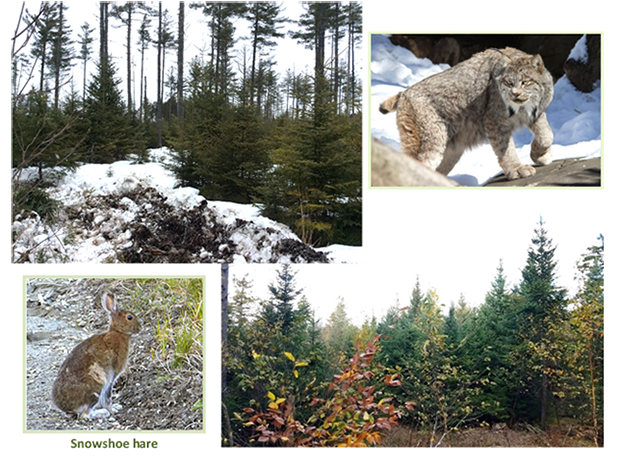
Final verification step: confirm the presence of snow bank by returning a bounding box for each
[12,148,359,264]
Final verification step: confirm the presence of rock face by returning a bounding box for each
[564,35,601,93]
[371,137,600,188]
[388,34,601,92]
[484,157,601,187]
[371,138,460,187]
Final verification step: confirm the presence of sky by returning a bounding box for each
[231,193,606,328]
[11,1,360,104]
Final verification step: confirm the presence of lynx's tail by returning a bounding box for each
[379,92,402,114]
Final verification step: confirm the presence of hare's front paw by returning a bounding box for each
[507,165,536,180]
[87,408,113,419]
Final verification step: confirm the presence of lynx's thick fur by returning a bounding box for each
[379,47,554,180]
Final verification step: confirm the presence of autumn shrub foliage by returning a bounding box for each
[241,336,410,447]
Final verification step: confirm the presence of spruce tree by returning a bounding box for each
[464,260,520,422]
[77,22,95,103]
[261,264,302,336]
[515,218,567,428]
[29,3,58,93]
[322,298,356,360]
[82,59,133,162]
[49,2,74,109]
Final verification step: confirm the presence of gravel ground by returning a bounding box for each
[25,277,204,431]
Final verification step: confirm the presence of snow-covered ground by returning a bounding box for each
[370,34,602,186]
[12,148,360,264]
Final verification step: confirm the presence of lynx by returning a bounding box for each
[379,47,554,181]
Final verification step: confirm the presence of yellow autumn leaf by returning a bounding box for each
[294,369,299,378]
[363,411,369,421]
[284,351,296,362]
[268,402,279,409]
[294,361,308,367]
[275,398,286,405]
[267,391,275,401]
[251,350,260,359]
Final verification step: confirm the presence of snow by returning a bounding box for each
[12,148,360,264]
[370,35,602,186]
[568,34,589,63]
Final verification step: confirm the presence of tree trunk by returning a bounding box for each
[221,263,229,395]
[99,2,108,67]
[156,2,162,147]
[333,3,340,108]
[126,7,132,113]
[540,366,548,430]
[53,3,63,109]
[177,2,184,123]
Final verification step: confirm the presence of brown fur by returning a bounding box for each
[52,292,141,418]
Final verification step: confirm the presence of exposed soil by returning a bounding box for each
[13,184,329,264]
[383,423,600,447]
[25,278,203,431]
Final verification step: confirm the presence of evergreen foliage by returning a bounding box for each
[82,59,137,162]
[12,1,362,246]
[223,222,605,446]
[514,218,568,427]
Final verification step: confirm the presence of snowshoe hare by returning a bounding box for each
[52,292,141,419]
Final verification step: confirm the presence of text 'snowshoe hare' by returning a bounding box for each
[52,292,141,419]
[380,47,554,181]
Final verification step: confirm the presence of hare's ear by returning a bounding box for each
[102,292,117,314]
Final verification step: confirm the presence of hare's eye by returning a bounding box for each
[127,315,133,320]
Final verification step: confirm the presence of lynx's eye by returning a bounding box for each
[522,80,534,87]
[502,79,514,88]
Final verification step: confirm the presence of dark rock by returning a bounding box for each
[388,34,590,82]
[484,157,601,187]
[564,35,601,93]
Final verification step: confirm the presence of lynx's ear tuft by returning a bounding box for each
[532,54,545,73]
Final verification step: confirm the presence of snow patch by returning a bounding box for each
[12,148,359,264]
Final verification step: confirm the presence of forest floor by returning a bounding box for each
[25,278,203,431]
[383,422,600,447]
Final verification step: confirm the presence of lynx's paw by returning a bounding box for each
[531,147,553,166]
[506,164,536,180]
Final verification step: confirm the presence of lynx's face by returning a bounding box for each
[500,76,536,105]
[496,55,547,114]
